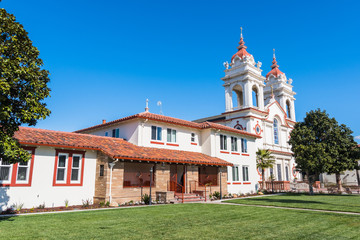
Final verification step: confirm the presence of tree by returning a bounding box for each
[289,109,333,194]
[0,8,50,163]
[325,123,358,191]
[256,149,275,190]
[289,109,358,194]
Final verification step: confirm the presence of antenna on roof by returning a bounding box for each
[145,99,149,112]
[157,101,163,115]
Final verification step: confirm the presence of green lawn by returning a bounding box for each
[0,204,359,239]
[225,193,360,213]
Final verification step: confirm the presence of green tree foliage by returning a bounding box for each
[289,109,358,193]
[0,8,50,163]
[256,149,275,190]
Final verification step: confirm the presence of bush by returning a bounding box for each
[38,203,45,209]
[212,191,221,200]
[142,194,150,205]
[99,201,105,207]
[12,202,24,211]
[82,199,92,208]
[1,207,16,215]
[105,201,110,207]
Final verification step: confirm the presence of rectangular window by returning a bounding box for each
[241,138,248,153]
[54,150,85,186]
[105,132,108,137]
[242,166,249,182]
[99,165,104,177]
[56,154,68,182]
[167,128,176,143]
[231,137,238,152]
[191,133,195,142]
[123,162,155,187]
[277,164,282,181]
[285,166,289,181]
[220,134,227,150]
[71,155,82,182]
[112,129,120,138]
[151,126,162,141]
[16,161,30,182]
[199,166,218,186]
[232,166,239,181]
[0,160,11,183]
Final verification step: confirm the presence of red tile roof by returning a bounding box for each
[75,112,260,138]
[266,57,284,78]
[15,127,232,166]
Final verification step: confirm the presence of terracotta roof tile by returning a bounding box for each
[75,112,260,138]
[15,127,232,166]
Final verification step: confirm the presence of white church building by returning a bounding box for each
[0,31,300,210]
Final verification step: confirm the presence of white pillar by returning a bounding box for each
[225,86,232,112]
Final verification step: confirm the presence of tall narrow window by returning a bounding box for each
[286,100,291,119]
[99,164,104,177]
[231,137,238,152]
[242,166,249,181]
[56,154,68,182]
[273,119,279,144]
[191,133,196,142]
[105,132,108,137]
[0,160,11,183]
[232,166,239,181]
[285,165,289,181]
[241,138,247,153]
[71,155,82,182]
[277,164,282,181]
[220,134,227,150]
[167,128,176,143]
[112,129,120,138]
[252,86,258,107]
[151,126,162,141]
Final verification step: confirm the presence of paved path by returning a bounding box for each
[211,201,360,216]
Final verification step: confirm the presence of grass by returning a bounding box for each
[0,204,359,239]
[225,193,360,213]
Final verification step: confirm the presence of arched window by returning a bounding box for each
[273,119,279,144]
[252,85,258,107]
[286,100,291,119]
[232,85,243,109]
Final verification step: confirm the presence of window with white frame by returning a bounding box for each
[56,154,68,182]
[0,160,11,183]
[231,137,238,152]
[273,119,279,145]
[241,138,247,153]
[242,166,249,181]
[285,165,289,181]
[191,133,196,142]
[71,155,82,182]
[277,164,282,181]
[151,126,162,141]
[220,134,227,150]
[232,166,239,181]
[167,128,176,142]
[16,160,30,182]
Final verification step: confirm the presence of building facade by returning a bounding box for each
[1,30,300,210]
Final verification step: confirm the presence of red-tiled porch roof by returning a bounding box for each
[75,112,260,138]
[15,127,232,166]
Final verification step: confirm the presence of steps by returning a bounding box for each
[174,192,205,203]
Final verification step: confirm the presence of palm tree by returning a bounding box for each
[256,149,275,190]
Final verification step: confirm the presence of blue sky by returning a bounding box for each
[2,0,360,142]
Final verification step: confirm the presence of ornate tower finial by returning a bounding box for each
[145,99,149,112]
[273,48,276,59]
[240,27,243,39]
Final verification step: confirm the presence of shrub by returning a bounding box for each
[64,199,69,208]
[38,203,45,209]
[105,201,110,207]
[82,199,92,208]
[1,207,16,215]
[212,191,221,200]
[99,201,105,207]
[12,202,24,211]
[142,194,150,205]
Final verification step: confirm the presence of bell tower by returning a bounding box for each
[222,28,265,112]
[264,49,296,121]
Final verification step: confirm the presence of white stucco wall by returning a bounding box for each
[1,146,97,210]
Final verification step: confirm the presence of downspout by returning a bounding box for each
[108,159,119,204]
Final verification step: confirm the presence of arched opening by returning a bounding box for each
[252,85,259,107]
[232,85,243,109]
[286,100,291,119]
[273,118,279,145]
